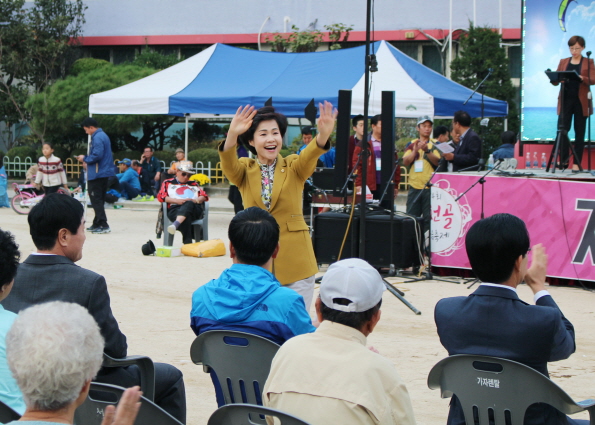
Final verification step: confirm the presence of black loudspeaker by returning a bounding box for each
[380,91,396,198]
[333,90,352,196]
[363,214,422,269]
[313,212,359,264]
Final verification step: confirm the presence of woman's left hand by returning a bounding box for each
[316,101,338,147]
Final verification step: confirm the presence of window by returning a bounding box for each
[423,45,443,74]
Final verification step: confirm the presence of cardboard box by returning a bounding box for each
[156,246,182,257]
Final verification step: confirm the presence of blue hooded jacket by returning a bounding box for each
[85,128,115,181]
[190,264,315,345]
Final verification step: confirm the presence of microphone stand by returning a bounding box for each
[464,68,492,171]
[454,159,504,288]
[588,51,593,174]
[403,157,462,284]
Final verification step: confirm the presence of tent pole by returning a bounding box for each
[185,115,189,161]
[448,0,453,79]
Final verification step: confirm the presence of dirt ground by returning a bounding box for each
[1,202,594,424]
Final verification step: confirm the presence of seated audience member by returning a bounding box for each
[442,110,481,171]
[1,194,186,423]
[435,213,578,425]
[0,229,25,414]
[492,130,517,161]
[433,125,450,143]
[5,301,141,425]
[263,258,416,425]
[318,139,336,168]
[158,163,208,244]
[167,148,187,175]
[191,207,315,405]
[131,160,152,198]
[115,159,141,200]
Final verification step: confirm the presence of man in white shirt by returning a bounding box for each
[263,258,416,425]
[434,213,576,425]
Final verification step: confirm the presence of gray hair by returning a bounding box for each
[6,301,104,411]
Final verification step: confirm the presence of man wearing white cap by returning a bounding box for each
[403,116,440,235]
[263,258,416,425]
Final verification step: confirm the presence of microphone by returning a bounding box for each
[488,68,493,73]
[588,51,592,57]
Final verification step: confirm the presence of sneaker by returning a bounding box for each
[144,195,155,202]
[167,224,177,235]
[132,195,145,202]
[92,227,111,234]
[86,225,98,232]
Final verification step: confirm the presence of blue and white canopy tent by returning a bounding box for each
[89,40,508,153]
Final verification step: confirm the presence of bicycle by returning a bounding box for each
[11,182,70,215]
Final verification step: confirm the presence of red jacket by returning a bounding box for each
[351,140,400,191]
[556,57,595,116]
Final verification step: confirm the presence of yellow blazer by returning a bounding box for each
[220,139,328,285]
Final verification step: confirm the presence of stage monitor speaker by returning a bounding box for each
[363,214,422,269]
[333,90,352,197]
[380,91,396,197]
[313,212,359,265]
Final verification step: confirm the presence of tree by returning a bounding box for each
[450,25,520,158]
[26,62,179,155]
[265,23,352,53]
[0,0,86,141]
[130,47,180,70]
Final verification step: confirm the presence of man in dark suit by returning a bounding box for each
[434,213,578,425]
[442,110,481,171]
[1,193,186,423]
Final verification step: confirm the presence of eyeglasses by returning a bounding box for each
[570,47,583,52]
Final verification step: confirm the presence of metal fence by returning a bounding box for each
[2,156,34,178]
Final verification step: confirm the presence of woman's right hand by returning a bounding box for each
[228,105,257,137]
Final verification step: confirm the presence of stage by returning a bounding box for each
[430,170,595,283]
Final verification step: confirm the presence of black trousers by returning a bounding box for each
[167,202,204,244]
[227,185,244,214]
[559,95,587,165]
[406,187,431,235]
[88,177,109,228]
[96,363,186,423]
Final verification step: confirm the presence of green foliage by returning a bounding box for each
[112,150,139,161]
[325,23,353,50]
[70,58,112,76]
[168,121,223,151]
[450,25,520,158]
[0,0,86,130]
[7,145,36,160]
[187,148,220,165]
[155,150,176,167]
[396,137,414,154]
[131,47,181,70]
[280,148,292,157]
[266,25,323,53]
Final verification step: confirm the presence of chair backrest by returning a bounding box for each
[427,355,590,425]
[101,353,155,402]
[0,400,21,424]
[74,382,182,425]
[190,330,280,406]
[207,403,311,425]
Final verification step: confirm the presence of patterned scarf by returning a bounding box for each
[258,158,276,209]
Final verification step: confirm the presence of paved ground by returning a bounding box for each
[1,191,594,424]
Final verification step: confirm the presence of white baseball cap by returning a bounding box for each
[320,258,385,313]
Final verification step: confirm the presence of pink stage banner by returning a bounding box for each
[430,173,595,282]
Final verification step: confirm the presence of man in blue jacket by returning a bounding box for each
[115,159,141,200]
[76,117,115,234]
[190,207,315,405]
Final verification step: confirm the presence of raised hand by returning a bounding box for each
[100,386,141,425]
[316,100,338,146]
[228,105,257,138]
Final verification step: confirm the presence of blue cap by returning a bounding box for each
[118,158,132,166]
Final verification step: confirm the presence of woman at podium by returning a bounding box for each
[553,35,595,171]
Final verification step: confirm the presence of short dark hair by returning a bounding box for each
[42,142,54,149]
[320,298,382,331]
[28,194,84,251]
[568,35,585,48]
[453,110,472,127]
[465,213,530,284]
[352,114,364,128]
[228,207,280,266]
[143,146,154,152]
[301,126,313,136]
[81,117,98,128]
[501,130,516,145]
[433,125,449,139]
[0,229,20,287]
[238,106,288,155]
[370,114,381,126]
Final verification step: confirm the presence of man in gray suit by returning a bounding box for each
[2,193,186,423]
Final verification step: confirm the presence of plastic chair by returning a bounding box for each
[0,400,20,424]
[207,403,311,425]
[190,331,280,407]
[428,354,595,425]
[162,201,209,246]
[74,382,182,425]
[101,353,156,402]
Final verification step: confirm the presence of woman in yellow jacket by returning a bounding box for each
[219,102,337,309]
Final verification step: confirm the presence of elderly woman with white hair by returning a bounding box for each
[4,301,141,425]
